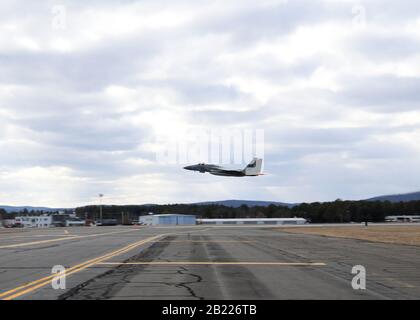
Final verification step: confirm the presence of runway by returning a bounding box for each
[0,226,419,300]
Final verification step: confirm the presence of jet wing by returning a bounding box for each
[209,169,245,177]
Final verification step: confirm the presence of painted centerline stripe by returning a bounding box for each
[96,262,327,266]
[150,240,256,243]
[0,234,166,300]
[0,229,143,249]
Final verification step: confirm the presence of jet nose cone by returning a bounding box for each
[184,165,193,170]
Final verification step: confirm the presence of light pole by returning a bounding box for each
[99,194,104,222]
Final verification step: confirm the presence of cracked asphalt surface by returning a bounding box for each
[1,225,420,299]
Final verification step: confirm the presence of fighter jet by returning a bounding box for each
[184,158,263,177]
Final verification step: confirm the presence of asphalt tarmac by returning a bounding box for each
[0,225,419,300]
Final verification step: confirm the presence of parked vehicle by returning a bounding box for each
[96,219,118,226]
[66,218,85,227]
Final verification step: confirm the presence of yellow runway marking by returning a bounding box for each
[151,240,256,243]
[0,234,165,300]
[0,234,75,239]
[386,278,416,288]
[0,229,141,249]
[0,236,80,249]
[97,261,327,266]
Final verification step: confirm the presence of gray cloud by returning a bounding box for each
[338,75,420,111]
[0,0,419,206]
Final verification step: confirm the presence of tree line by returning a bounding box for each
[3,201,420,223]
[73,200,420,223]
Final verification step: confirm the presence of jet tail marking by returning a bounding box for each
[243,158,263,176]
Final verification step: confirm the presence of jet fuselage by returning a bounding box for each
[183,158,263,177]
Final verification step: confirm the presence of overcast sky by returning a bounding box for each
[1,0,420,207]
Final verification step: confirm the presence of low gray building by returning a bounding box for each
[198,218,307,225]
[139,214,196,226]
[385,215,420,223]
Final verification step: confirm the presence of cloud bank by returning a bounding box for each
[0,0,420,206]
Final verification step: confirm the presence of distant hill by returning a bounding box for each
[366,191,420,203]
[3,191,420,213]
[192,200,296,208]
[0,205,68,213]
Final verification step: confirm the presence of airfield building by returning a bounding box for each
[198,218,307,225]
[15,215,53,228]
[14,214,79,228]
[139,214,196,226]
[385,215,420,223]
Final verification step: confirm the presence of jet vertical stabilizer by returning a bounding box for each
[243,158,263,176]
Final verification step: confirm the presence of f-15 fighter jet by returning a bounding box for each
[184,158,263,177]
